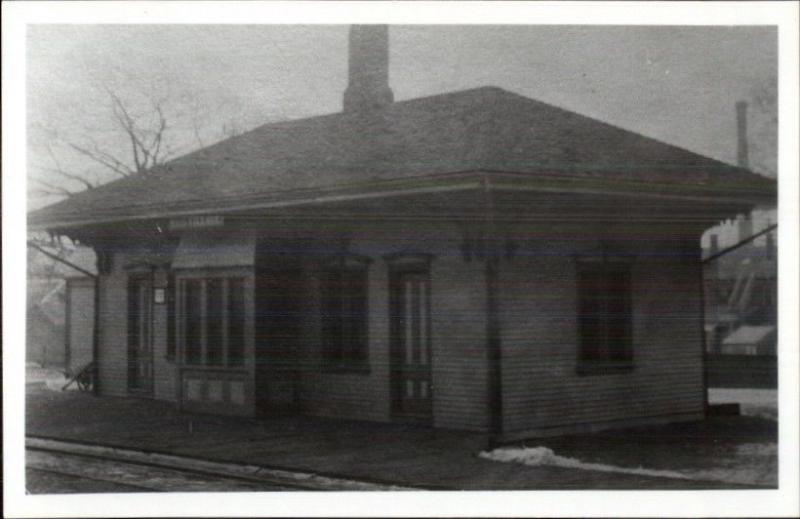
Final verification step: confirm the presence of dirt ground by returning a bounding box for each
[485,388,778,486]
[25,367,778,489]
[26,468,148,494]
[507,414,776,486]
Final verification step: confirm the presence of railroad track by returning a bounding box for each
[27,465,159,493]
[26,437,415,492]
[27,446,303,492]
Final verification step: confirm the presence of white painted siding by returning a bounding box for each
[430,257,489,431]
[66,278,94,374]
[96,257,127,397]
[500,240,705,436]
[97,252,178,402]
[296,222,489,431]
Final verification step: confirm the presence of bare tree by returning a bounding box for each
[32,88,174,198]
[30,85,269,202]
[32,144,96,198]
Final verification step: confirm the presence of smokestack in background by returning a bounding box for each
[736,101,749,169]
[343,25,394,113]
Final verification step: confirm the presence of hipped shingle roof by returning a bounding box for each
[29,86,775,229]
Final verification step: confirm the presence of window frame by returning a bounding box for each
[575,256,635,375]
[176,268,249,369]
[319,255,372,374]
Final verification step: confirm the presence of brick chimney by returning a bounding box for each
[736,101,749,168]
[343,25,394,113]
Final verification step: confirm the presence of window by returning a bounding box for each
[577,259,633,374]
[320,257,370,372]
[179,276,247,367]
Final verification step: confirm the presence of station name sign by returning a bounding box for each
[168,215,225,231]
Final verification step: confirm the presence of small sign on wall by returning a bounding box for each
[153,288,166,304]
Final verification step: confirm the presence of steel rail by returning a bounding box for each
[26,444,309,491]
[26,465,158,492]
[25,435,429,490]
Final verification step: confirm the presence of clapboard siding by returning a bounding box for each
[92,220,707,434]
[296,222,488,430]
[97,251,177,402]
[97,257,128,397]
[430,257,488,432]
[500,244,704,436]
[65,277,95,373]
[151,285,177,403]
[297,257,391,422]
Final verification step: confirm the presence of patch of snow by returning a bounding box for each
[26,367,77,391]
[479,446,691,480]
[480,443,778,486]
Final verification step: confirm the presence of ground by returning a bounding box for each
[488,413,776,486]
[26,468,148,494]
[484,388,778,487]
[24,366,778,492]
[27,448,295,493]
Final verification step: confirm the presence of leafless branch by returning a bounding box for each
[68,141,134,178]
[36,86,182,200]
[104,86,170,174]
[148,103,168,168]
[44,145,96,191]
[221,119,243,139]
[32,178,76,198]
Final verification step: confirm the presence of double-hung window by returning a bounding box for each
[576,258,633,374]
[320,256,370,372]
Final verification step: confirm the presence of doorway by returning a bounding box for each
[389,267,433,422]
[127,275,154,395]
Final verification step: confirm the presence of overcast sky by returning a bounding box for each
[27,24,777,205]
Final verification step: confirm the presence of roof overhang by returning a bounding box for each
[29,170,775,233]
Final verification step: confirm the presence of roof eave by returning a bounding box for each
[29,170,775,233]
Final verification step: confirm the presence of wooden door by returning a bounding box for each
[390,270,432,422]
[128,276,154,395]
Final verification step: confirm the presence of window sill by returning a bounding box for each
[322,364,371,376]
[179,363,246,371]
[576,362,634,376]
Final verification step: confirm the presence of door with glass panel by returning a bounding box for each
[128,276,154,395]
[390,269,432,422]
